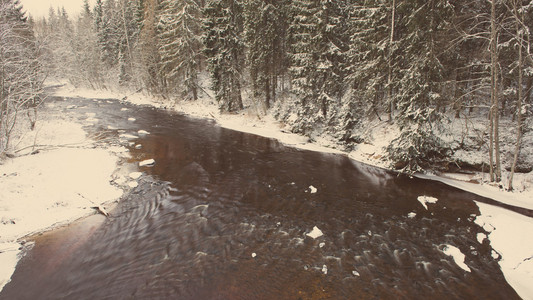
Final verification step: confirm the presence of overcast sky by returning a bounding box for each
[19,0,96,19]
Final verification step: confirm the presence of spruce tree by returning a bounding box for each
[287,0,348,134]
[204,0,244,111]
[137,0,164,94]
[158,0,204,100]
[386,0,455,172]
[288,0,321,133]
[244,0,289,109]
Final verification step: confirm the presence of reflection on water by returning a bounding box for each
[0,97,521,299]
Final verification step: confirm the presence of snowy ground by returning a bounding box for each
[1,78,530,298]
[0,100,139,291]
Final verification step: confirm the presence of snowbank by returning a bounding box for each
[475,201,533,300]
[0,148,122,243]
[0,106,128,292]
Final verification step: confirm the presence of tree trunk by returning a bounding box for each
[490,0,501,182]
[508,0,524,191]
[387,0,396,123]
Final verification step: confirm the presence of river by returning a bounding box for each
[0,96,525,299]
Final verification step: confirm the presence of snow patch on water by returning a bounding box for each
[129,172,143,179]
[128,181,139,188]
[442,245,471,272]
[137,130,150,135]
[119,133,138,140]
[477,232,487,244]
[306,226,324,239]
[322,265,328,275]
[139,159,155,167]
[417,196,438,210]
[128,117,136,122]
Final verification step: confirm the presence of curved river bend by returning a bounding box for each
[0,97,524,299]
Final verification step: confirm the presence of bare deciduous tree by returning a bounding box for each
[0,0,44,156]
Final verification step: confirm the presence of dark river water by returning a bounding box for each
[0,97,527,299]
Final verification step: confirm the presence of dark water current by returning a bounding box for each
[1,96,527,299]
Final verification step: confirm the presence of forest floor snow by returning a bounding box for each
[44,79,533,299]
[0,101,133,292]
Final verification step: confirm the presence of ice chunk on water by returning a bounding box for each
[306,226,323,239]
[120,133,138,140]
[139,159,155,167]
[408,212,416,218]
[352,270,360,276]
[322,265,328,275]
[128,181,138,188]
[308,185,317,193]
[138,130,150,135]
[128,117,136,122]
[251,253,257,258]
[417,195,438,210]
[129,172,142,180]
[477,232,487,243]
[442,244,471,272]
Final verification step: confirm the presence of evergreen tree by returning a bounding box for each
[204,0,244,111]
[96,0,119,66]
[348,0,393,119]
[314,0,350,127]
[158,0,204,100]
[244,0,289,109]
[116,0,140,85]
[71,0,103,87]
[386,0,455,172]
[94,0,103,32]
[287,0,321,133]
[137,0,164,94]
[287,0,348,134]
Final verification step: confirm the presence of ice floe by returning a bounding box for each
[417,195,438,210]
[442,244,471,272]
[139,159,155,167]
[306,226,323,239]
[129,172,142,179]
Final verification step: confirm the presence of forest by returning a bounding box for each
[1,0,532,187]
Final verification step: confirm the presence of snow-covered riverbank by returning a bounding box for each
[0,102,135,291]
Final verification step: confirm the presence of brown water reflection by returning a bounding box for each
[0,97,522,299]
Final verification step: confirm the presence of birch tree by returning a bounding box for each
[0,0,43,155]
